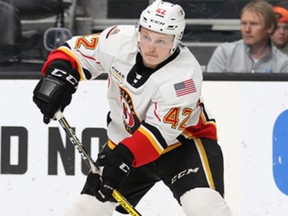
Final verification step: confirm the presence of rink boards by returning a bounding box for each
[0,79,287,216]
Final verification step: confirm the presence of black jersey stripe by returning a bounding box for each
[201,102,216,123]
[142,121,168,150]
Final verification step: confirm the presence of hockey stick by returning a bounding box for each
[54,111,142,216]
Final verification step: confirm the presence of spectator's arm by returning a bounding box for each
[206,45,227,72]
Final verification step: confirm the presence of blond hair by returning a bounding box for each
[241,1,277,33]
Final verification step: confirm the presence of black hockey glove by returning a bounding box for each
[33,60,80,124]
[94,144,134,202]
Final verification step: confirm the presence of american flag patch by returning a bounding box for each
[174,79,196,97]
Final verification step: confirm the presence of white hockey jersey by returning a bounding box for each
[43,25,216,167]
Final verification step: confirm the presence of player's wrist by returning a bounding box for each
[114,143,134,166]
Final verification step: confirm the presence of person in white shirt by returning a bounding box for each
[32,1,232,215]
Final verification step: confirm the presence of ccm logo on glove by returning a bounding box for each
[50,68,78,86]
[119,162,130,173]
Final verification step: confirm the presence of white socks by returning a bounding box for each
[180,188,232,216]
[64,194,116,216]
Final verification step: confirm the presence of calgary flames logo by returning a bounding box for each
[120,87,140,134]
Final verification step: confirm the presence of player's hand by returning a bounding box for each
[32,61,79,124]
[95,144,134,202]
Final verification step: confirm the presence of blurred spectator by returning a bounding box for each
[271,6,288,55]
[0,0,21,64]
[206,1,288,73]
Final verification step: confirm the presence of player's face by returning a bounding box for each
[271,22,288,49]
[139,27,174,69]
[241,10,273,47]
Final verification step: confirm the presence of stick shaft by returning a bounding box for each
[55,111,141,216]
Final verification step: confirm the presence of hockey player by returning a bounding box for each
[32,0,232,215]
